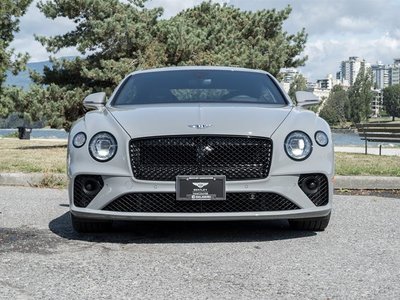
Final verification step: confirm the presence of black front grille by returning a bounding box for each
[298,174,329,206]
[102,193,299,213]
[129,136,273,181]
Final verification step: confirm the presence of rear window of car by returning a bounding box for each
[112,69,287,105]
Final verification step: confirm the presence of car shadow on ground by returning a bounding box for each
[49,212,317,244]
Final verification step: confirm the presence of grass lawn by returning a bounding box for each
[335,152,400,176]
[0,138,67,173]
[1,138,399,179]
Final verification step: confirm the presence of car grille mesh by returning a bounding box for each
[298,174,329,206]
[102,193,299,213]
[129,136,273,181]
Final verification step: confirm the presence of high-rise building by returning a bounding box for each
[281,68,299,84]
[280,68,300,93]
[308,74,335,100]
[339,56,365,86]
[371,62,390,89]
[316,74,334,90]
[390,59,400,86]
[371,89,383,118]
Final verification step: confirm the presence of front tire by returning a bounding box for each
[289,213,331,231]
[71,214,112,233]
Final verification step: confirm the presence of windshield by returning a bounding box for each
[112,69,287,105]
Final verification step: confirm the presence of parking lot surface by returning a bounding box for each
[0,186,399,299]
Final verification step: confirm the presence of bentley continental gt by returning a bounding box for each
[68,66,334,232]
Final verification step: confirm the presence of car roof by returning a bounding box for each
[127,66,271,76]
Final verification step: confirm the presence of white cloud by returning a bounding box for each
[336,17,375,33]
[9,0,77,62]
[8,0,400,81]
[11,37,80,62]
[146,0,230,17]
[300,33,400,80]
[389,28,400,40]
[146,0,197,17]
[11,0,231,61]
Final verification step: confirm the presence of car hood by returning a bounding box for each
[108,103,293,138]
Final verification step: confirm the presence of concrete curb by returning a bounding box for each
[334,175,400,190]
[0,173,399,190]
[0,173,67,187]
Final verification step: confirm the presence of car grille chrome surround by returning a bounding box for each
[102,192,299,213]
[298,174,329,206]
[129,135,273,181]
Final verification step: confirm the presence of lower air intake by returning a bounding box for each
[102,192,299,213]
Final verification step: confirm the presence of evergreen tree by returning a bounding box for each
[35,1,307,89]
[28,0,308,130]
[160,3,307,76]
[0,0,32,120]
[34,0,162,90]
[0,0,32,90]
[382,84,400,121]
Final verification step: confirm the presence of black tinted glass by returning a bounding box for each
[113,70,286,105]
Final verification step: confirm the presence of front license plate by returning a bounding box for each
[176,175,226,201]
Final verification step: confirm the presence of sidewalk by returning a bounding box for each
[335,146,400,156]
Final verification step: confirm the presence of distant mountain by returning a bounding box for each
[5,60,51,89]
[5,56,76,89]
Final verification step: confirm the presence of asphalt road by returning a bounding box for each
[0,186,399,299]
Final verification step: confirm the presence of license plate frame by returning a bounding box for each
[176,175,226,201]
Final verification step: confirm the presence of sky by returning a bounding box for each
[9,0,400,81]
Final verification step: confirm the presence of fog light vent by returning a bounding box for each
[298,174,329,206]
[74,175,104,207]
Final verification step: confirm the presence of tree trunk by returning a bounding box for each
[393,116,395,121]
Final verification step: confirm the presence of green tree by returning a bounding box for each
[382,84,400,121]
[319,85,348,126]
[34,0,164,90]
[0,84,89,129]
[160,3,307,76]
[0,0,32,91]
[348,66,373,124]
[0,85,47,126]
[288,74,307,102]
[0,0,32,125]
[29,0,308,130]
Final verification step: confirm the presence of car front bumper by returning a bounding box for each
[69,174,333,221]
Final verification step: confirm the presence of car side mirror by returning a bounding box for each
[295,91,321,107]
[83,92,107,110]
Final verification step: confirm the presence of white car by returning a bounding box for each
[68,66,333,232]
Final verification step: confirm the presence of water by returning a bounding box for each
[0,128,68,139]
[332,132,364,146]
[0,128,396,147]
[332,132,397,147]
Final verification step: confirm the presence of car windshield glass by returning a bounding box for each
[112,69,287,105]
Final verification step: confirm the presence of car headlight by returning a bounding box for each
[89,132,118,162]
[72,132,86,148]
[315,131,329,147]
[284,131,312,161]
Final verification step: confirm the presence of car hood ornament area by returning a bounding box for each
[188,124,212,129]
